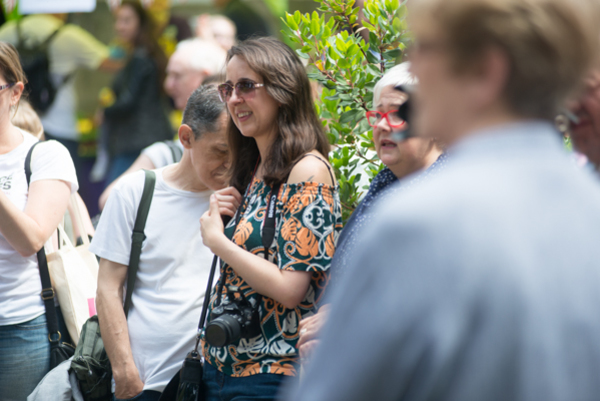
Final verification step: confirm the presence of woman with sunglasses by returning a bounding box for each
[296,62,444,360]
[0,43,78,399]
[199,36,342,400]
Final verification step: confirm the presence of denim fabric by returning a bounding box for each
[0,314,50,401]
[113,390,161,401]
[203,362,285,401]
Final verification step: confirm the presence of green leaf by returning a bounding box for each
[338,58,351,69]
[310,17,320,36]
[335,36,348,53]
[295,49,310,59]
[339,109,363,124]
[286,13,298,31]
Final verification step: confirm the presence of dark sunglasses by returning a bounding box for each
[217,80,265,103]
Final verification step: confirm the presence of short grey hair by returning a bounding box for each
[176,39,227,75]
[373,62,417,106]
[182,85,226,138]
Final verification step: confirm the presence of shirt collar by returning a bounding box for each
[447,120,564,160]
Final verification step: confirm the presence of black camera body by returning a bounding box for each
[205,286,262,347]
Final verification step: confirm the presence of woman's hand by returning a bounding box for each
[200,194,228,253]
[214,186,243,217]
[297,304,330,360]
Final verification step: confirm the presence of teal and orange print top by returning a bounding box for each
[202,177,343,377]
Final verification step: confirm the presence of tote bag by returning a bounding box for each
[47,195,99,345]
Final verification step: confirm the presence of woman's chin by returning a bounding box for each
[378,151,401,168]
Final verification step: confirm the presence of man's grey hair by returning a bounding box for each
[176,38,226,75]
[373,62,417,106]
[182,85,226,138]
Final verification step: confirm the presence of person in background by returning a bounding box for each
[11,100,43,140]
[164,39,227,111]
[569,69,600,171]
[11,99,95,243]
[199,36,342,401]
[93,85,229,401]
[97,37,227,211]
[286,0,600,400]
[296,62,444,361]
[195,14,237,51]
[0,13,120,197]
[0,42,78,401]
[100,0,172,185]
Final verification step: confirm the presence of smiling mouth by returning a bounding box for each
[237,111,252,120]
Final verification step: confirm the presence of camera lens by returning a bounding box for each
[205,314,242,347]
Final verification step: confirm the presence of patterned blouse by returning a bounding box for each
[202,177,343,377]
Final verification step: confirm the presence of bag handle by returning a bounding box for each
[25,141,64,344]
[123,170,156,318]
[69,194,89,246]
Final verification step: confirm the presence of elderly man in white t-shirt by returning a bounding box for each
[98,39,227,211]
[91,85,231,401]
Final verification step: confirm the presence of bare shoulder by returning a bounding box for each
[287,151,336,186]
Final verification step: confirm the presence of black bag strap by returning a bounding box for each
[123,170,156,318]
[164,140,183,164]
[17,19,65,50]
[25,141,63,344]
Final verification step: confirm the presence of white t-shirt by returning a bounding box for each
[0,130,78,325]
[141,140,184,169]
[0,15,109,139]
[90,167,215,392]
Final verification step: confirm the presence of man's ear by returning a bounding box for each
[178,124,195,149]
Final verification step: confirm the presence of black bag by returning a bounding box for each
[71,315,112,401]
[71,170,156,401]
[25,142,76,369]
[15,19,66,114]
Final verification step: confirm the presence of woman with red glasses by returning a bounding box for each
[199,36,342,400]
[296,62,444,361]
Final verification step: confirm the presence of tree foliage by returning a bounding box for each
[282,0,410,221]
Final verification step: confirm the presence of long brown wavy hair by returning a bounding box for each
[225,37,330,193]
[119,0,167,90]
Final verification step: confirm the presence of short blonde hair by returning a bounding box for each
[409,0,600,119]
[12,100,44,139]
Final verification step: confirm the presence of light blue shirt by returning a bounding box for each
[286,121,600,401]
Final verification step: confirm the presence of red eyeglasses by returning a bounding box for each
[366,110,406,129]
[217,80,265,103]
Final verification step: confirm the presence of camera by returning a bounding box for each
[205,286,262,347]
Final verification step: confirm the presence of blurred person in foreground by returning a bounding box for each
[97,39,226,210]
[286,0,600,401]
[93,85,229,400]
[297,62,444,360]
[569,70,600,170]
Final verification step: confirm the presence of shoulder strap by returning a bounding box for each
[24,140,41,186]
[25,141,63,344]
[123,170,156,317]
[165,140,183,164]
[42,23,65,48]
[293,153,335,185]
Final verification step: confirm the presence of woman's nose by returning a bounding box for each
[229,89,243,106]
[376,117,390,132]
